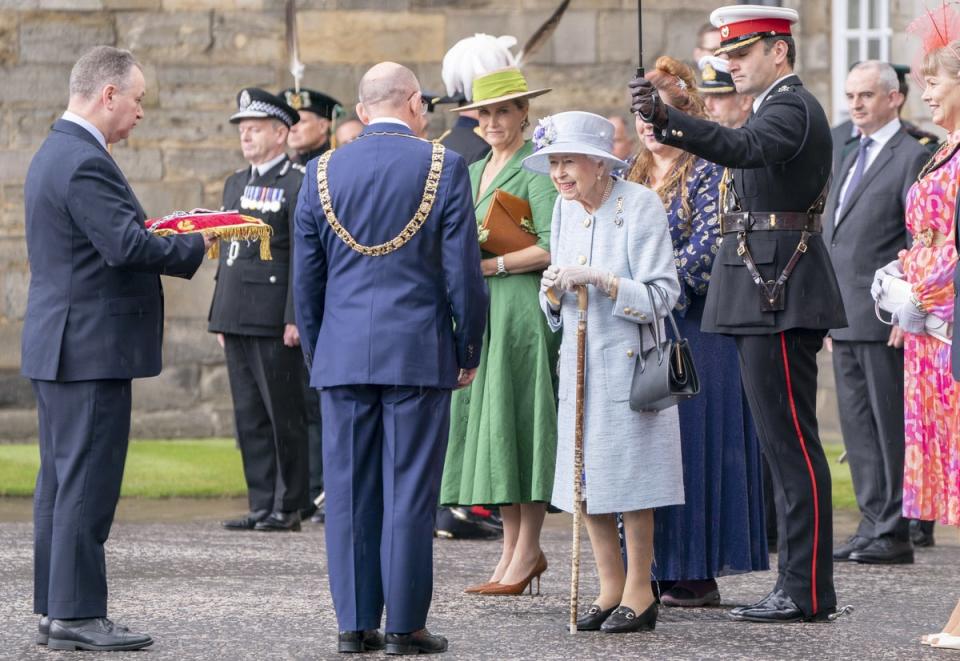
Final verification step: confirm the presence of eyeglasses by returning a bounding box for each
[408,89,429,116]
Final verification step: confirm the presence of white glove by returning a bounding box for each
[556,266,612,294]
[871,259,904,302]
[892,297,927,335]
[540,264,562,309]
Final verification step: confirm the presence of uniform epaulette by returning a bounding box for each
[775,84,795,93]
[291,163,306,173]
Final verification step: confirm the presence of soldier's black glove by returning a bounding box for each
[628,76,667,128]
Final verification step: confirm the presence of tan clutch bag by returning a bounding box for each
[479,189,538,256]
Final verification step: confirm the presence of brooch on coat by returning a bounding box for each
[614,196,624,227]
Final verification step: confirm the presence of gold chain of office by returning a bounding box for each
[316,131,445,257]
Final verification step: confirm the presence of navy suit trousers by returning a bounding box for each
[32,379,132,619]
[320,385,451,633]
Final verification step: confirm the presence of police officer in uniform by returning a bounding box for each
[282,87,342,164]
[281,87,342,522]
[212,88,310,532]
[631,5,847,623]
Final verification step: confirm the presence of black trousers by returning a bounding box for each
[32,379,131,619]
[832,341,907,540]
[224,334,309,513]
[736,330,836,616]
[302,370,323,502]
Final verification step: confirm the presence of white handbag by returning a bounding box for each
[875,274,952,345]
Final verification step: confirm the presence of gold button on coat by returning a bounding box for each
[626,349,635,358]
[577,255,587,265]
[623,307,632,314]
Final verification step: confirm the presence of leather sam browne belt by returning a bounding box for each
[720,211,823,312]
[720,212,822,235]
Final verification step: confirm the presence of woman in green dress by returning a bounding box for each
[440,68,560,596]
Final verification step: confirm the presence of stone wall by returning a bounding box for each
[1,0,841,441]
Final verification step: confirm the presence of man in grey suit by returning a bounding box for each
[22,46,210,650]
[824,61,929,565]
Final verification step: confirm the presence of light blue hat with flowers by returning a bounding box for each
[522,111,628,175]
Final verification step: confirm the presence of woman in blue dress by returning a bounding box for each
[626,56,768,607]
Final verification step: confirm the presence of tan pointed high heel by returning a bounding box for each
[464,581,499,594]
[481,552,547,596]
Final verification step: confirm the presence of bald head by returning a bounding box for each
[358,62,420,114]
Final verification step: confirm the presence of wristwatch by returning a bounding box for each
[496,256,508,277]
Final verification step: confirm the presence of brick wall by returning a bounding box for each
[0,0,839,440]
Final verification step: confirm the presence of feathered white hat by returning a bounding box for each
[442,33,518,102]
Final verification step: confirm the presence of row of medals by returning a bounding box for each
[240,185,284,213]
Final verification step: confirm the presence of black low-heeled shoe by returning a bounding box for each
[600,602,658,633]
[338,629,385,653]
[577,604,618,631]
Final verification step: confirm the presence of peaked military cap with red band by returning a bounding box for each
[710,5,799,55]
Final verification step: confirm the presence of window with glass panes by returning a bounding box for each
[832,0,892,122]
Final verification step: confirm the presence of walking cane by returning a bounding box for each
[569,285,588,634]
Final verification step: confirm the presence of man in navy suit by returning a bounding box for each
[21,46,209,651]
[294,62,487,655]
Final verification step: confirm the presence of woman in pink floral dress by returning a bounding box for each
[873,9,960,647]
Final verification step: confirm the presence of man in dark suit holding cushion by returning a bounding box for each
[22,46,209,651]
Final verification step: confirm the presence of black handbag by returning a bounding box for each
[629,283,701,412]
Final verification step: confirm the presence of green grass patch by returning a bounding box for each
[0,439,246,498]
[0,438,858,510]
[824,442,856,510]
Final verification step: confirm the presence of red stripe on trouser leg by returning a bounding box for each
[779,332,819,614]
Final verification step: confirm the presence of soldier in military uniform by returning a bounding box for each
[212,88,310,533]
[282,87,342,164]
[631,6,847,623]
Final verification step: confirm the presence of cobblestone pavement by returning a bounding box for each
[0,500,957,660]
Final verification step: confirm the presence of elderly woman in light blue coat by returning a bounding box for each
[524,111,683,635]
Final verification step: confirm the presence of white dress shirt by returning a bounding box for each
[61,111,107,151]
[836,117,902,208]
[251,151,287,178]
[366,117,410,129]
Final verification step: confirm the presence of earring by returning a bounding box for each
[521,117,530,130]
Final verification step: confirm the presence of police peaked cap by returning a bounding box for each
[230,88,300,127]
[281,88,343,121]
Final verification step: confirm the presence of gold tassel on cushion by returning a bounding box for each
[149,214,273,261]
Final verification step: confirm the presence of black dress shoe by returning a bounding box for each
[222,509,270,530]
[600,603,658,633]
[47,618,153,651]
[728,589,835,623]
[833,534,871,560]
[849,537,914,564]
[729,589,777,616]
[576,604,617,631]
[338,629,385,653]
[254,510,302,532]
[385,629,448,655]
[910,519,935,547]
[300,504,318,520]
[37,615,49,645]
